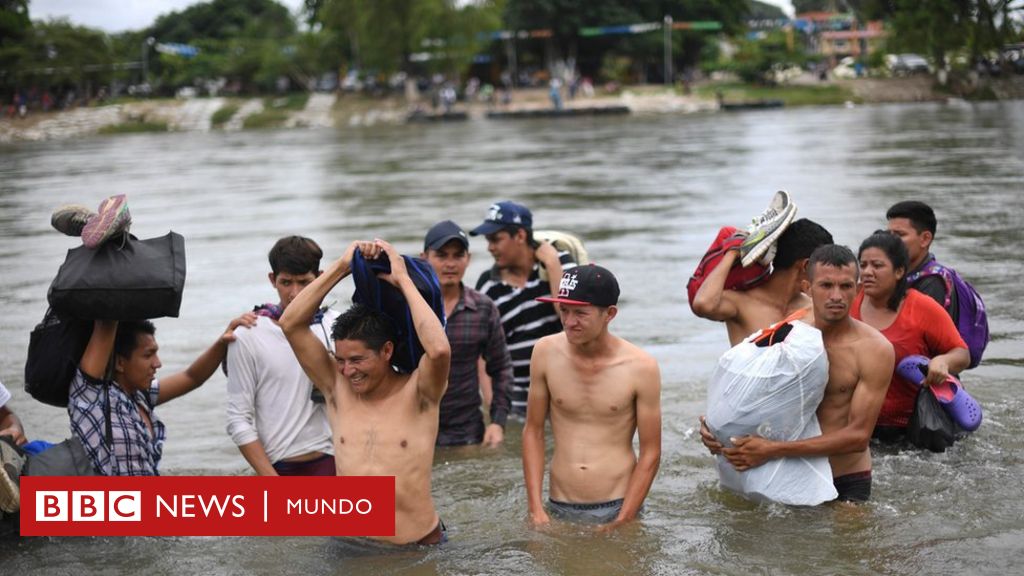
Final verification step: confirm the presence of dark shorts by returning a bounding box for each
[416,518,448,545]
[272,453,335,476]
[833,470,872,503]
[547,498,629,524]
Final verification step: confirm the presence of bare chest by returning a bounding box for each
[332,387,438,473]
[547,358,636,419]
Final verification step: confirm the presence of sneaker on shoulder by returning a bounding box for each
[51,204,97,237]
[81,194,132,249]
[0,436,25,514]
[740,190,797,267]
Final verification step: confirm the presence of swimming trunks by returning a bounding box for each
[833,470,872,503]
[271,453,335,476]
[547,498,631,524]
[416,518,448,545]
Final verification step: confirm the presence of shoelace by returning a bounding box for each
[751,207,780,226]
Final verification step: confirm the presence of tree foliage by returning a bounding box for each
[886,0,1020,69]
[2,17,115,95]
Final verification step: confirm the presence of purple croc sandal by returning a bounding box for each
[896,355,983,431]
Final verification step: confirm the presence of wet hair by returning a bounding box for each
[331,303,397,352]
[858,231,909,311]
[886,200,937,236]
[772,218,834,270]
[114,320,156,360]
[268,236,323,276]
[807,244,859,281]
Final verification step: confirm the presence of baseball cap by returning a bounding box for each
[424,220,470,251]
[469,201,533,236]
[537,264,619,307]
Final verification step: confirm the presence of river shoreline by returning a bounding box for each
[2,76,1022,144]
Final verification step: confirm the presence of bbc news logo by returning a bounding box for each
[21,476,395,536]
[36,490,142,522]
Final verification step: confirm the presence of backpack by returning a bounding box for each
[24,308,93,407]
[906,262,989,369]
[534,230,589,282]
[687,226,771,309]
[350,250,446,374]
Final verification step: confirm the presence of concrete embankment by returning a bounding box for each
[2,77,1022,143]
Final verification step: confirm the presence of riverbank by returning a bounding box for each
[2,76,1022,143]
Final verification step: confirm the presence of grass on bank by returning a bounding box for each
[98,120,169,134]
[265,92,309,111]
[241,108,288,129]
[211,102,240,127]
[696,82,860,106]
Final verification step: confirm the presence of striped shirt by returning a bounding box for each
[69,369,166,476]
[475,251,576,415]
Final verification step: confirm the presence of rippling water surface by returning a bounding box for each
[1,101,1022,575]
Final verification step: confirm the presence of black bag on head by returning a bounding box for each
[47,231,187,320]
[907,387,960,453]
[24,308,93,407]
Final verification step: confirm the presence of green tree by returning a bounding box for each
[4,18,114,97]
[0,0,32,92]
[502,0,748,81]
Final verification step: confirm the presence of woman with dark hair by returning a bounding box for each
[851,232,970,441]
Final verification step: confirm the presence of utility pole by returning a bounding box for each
[141,36,155,93]
[664,15,673,85]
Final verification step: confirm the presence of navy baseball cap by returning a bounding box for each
[537,264,619,307]
[424,220,470,251]
[469,201,533,236]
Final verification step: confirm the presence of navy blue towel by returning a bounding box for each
[351,250,446,374]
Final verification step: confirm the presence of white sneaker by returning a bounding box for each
[740,191,797,267]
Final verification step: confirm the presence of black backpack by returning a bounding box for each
[24,308,93,407]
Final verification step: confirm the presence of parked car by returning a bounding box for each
[886,54,930,76]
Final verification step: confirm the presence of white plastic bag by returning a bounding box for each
[705,320,838,505]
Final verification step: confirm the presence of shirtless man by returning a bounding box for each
[523,265,661,527]
[280,239,451,545]
[701,245,894,502]
[692,219,834,345]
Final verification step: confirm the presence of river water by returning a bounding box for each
[1,100,1022,575]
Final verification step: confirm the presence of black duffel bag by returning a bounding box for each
[24,308,93,407]
[47,231,186,320]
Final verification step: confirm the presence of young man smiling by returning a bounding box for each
[280,239,451,545]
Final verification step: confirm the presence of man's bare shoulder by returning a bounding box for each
[534,332,568,355]
[849,318,892,353]
[612,337,660,387]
